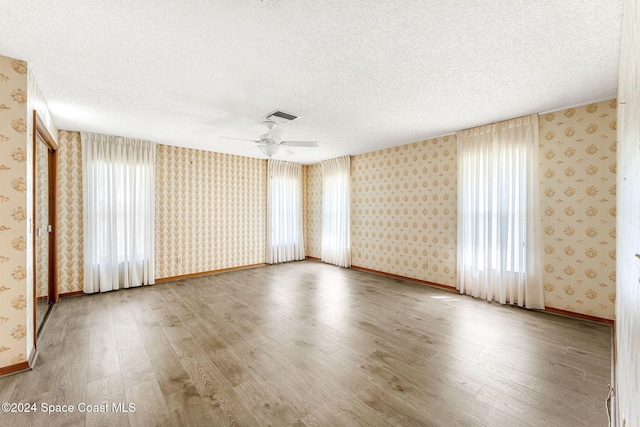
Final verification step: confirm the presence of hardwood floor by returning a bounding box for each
[0,260,612,426]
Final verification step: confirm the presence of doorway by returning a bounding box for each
[33,112,57,342]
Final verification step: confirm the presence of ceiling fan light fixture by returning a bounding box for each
[258,144,281,157]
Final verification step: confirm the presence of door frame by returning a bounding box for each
[32,111,57,344]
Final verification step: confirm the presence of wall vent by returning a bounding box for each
[264,110,299,124]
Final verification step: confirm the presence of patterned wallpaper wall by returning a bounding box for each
[0,55,57,370]
[303,163,322,258]
[304,102,617,320]
[350,137,458,286]
[56,131,84,294]
[539,100,617,319]
[0,56,29,369]
[155,145,267,278]
[35,136,49,298]
[54,137,269,288]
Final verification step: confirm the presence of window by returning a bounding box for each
[321,156,351,267]
[457,115,543,308]
[267,160,304,263]
[465,153,524,273]
[92,161,150,262]
[82,133,156,293]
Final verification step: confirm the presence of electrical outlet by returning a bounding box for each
[423,260,430,269]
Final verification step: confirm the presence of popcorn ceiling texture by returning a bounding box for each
[0,2,621,165]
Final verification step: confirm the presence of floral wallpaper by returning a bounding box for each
[539,100,617,319]
[304,103,617,320]
[350,137,458,286]
[54,137,269,288]
[35,134,49,298]
[0,56,56,370]
[303,163,322,258]
[155,145,267,278]
[56,131,84,294]
[0,55,29,369]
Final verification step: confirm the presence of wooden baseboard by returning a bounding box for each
[350,264,458,292]
[56,264,269,292]
[0,361,29,377]
[156,263,267,283]
[544,306,614,325]
[52,261,616,325]
[59,290,84,298]
[0,344,36,376]
[345,263,614,325]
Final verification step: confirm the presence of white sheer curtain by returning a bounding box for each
[321,156,351,267]
[82,132,156,294]
[267,159,305,263]
[456,114,544,309]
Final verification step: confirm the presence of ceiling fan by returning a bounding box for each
[222,121,319,157]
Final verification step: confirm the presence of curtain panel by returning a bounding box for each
[267,159,305,263]
[321,155,351,267]
[456,114,544,309]
[81,132,156,293]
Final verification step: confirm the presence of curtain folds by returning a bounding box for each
[321,156,351,267]
[81,132,156,294]
[267,159,305,263]
[456,115,544,309]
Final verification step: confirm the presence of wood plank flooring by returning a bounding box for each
[0,260,612,426]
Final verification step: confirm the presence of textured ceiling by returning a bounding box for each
[0,1,621,164]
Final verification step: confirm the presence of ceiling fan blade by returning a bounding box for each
[281,146,295,156]
[281,140,319,147]
[220,136,260,143]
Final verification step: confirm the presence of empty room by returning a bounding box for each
[1,1,638,426]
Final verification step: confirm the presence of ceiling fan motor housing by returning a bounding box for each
[260,133,280,145]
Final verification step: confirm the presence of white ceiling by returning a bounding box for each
[1,1,621,164]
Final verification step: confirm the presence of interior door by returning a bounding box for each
[33,112,57,341]
[34,131,50,335]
